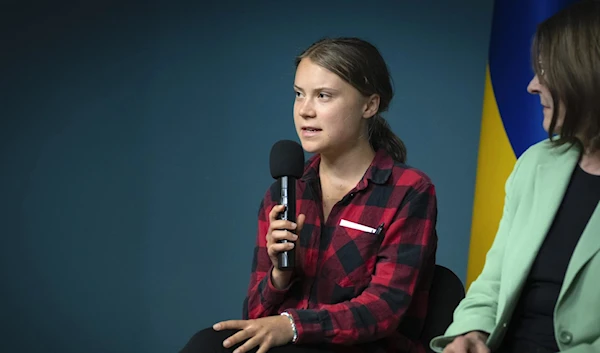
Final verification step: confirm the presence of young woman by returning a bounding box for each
[180,37,439,353]
[431,2,600,353]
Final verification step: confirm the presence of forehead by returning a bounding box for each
[294,58,345,89]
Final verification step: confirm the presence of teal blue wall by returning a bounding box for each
[0,1,494,352]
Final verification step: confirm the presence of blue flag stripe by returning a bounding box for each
[488,0,579,157]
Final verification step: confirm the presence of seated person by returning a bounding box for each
[179,37,439,353]
[431,2,600,353]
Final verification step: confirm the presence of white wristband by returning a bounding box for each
[280,311,298,343]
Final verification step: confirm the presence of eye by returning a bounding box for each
[294,91,302,98]
[318,92,331,99]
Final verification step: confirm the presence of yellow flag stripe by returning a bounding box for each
[466,65,517,288]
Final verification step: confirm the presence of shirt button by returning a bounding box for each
[559,330,573,344]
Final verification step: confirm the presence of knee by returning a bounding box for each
[179,327,233,353]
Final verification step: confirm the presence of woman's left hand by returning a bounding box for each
[213,315,295,353]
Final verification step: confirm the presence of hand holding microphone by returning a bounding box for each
[267,140,305,288]
[267,205,305,278]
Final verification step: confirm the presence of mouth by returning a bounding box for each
[300,127,322,137]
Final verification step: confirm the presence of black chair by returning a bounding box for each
[420,265,466,353]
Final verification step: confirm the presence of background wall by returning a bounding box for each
[0,1,494,352]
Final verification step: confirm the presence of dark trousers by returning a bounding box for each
[179,328,335,353]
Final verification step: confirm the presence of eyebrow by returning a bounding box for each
[293,84,339,93]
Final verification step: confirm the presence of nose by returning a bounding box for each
[297,97,316,119]
[527,74,541,95]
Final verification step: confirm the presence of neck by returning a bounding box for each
[319,141,376,182]
[579,148,600,175]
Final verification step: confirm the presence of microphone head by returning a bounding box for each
[269,140,305,179]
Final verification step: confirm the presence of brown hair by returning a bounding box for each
[295,37,407,163]
[532,0,600,152]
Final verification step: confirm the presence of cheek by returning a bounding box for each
[293,103,303,125]
[557,103,566,120]
[325,114,360,138]
[327,104,362,126]
[313,100,365,139]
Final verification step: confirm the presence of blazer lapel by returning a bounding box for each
[532,147,580,248]
[558,202,600,303]
[506,146,579,294]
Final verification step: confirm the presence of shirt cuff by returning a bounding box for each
[261,266,295,306]
[283,309,325,344]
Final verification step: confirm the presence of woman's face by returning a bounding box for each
[527,74,565,133]
[293,58,378,156]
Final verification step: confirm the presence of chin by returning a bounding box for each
[542,122,550,133]
[542,121,562,135]
[542,115,552,133]
[300,137,315,152]
[298,140,320,154]
[301,142,335,156]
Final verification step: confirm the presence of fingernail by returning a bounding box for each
[292,234,298,240]
[223,340,230,348]
[232,349,239,353]
[213,323,221,330]
[289,243,295,248]
[291,223,297,229]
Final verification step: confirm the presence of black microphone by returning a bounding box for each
[269,140,305,271]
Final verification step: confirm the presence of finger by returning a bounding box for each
[269,229,298,242]
[213,320,247,331]
[442,346,456,353]
[296,214,306,234]
[268,243,295,256]
[442,344,459,353]
[443,338,466,353]
[472,340,490,353]
[268,205,286,223]
[222,327,253,349]
[233,334,263,353]
[256,338,272,353]
[269,219,297,232]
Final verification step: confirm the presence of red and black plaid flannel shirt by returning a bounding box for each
[242,148,438,353]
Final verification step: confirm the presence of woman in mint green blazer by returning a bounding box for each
[431,2,600,353]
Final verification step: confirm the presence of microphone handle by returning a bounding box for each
[277,176,296,271]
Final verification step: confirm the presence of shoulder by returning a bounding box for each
[509,139,549,179]
[510,138,580,180]
[378,162,437,213]
[389,161,435,192]
[519,137,583,162]
[366,147,437,208]
[518,138,557,162]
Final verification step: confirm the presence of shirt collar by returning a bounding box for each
[301,148,394,188]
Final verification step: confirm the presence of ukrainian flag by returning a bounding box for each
[466,0,579,288]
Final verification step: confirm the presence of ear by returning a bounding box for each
[362,94,380,119]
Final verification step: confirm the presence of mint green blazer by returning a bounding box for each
[431,140,600,353]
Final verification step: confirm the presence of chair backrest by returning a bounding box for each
[420,264,466,353]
